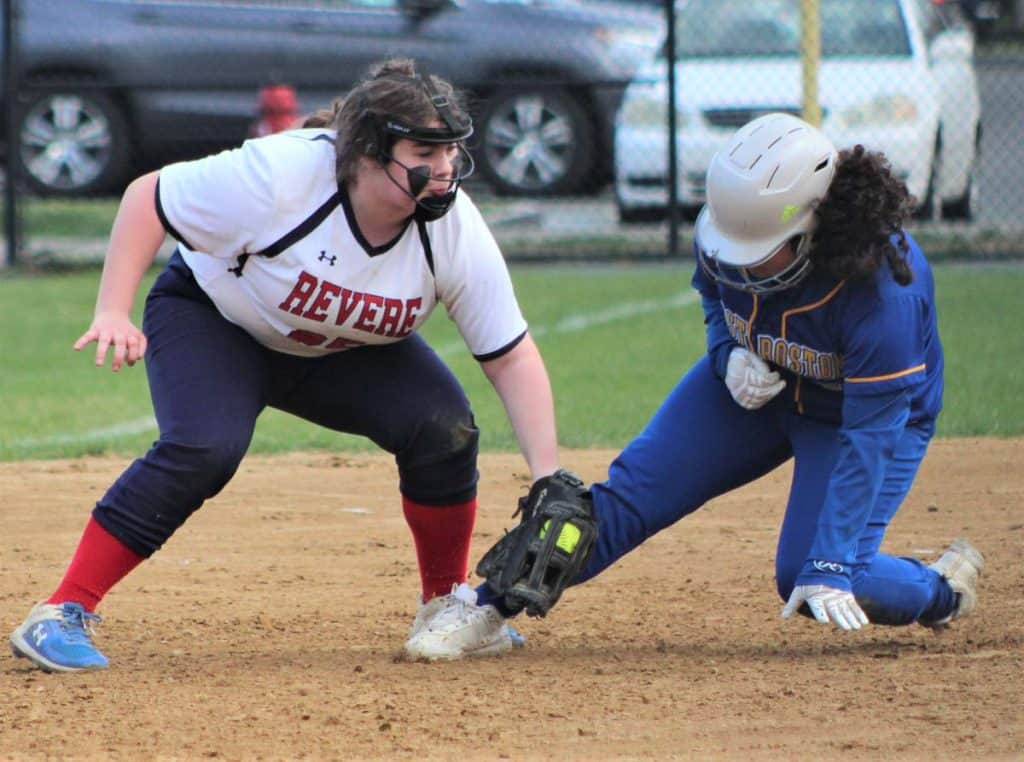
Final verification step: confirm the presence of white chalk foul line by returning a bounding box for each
[10,415,158,448]
[434,289,699,356]
[11,289,699,450]
[535,289,699,338]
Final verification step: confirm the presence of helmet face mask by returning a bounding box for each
[698,232,814,295]
[366,70,475,222]
[382,139,475,221]
[695,113,837,294]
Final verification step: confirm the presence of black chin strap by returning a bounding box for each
[368,64,475,221]
[382,147,475,222]
[381,160,456,223]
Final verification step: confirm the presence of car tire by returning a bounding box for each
[941,172,977,221]
[942,128,981,221]
[914,170,940,222]
[617,203,665,224]
[476,87,595,197]
[914,133,943,222]
[15,90,131,197]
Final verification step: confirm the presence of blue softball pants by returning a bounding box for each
[575,355,951,626]
[92,252,479,557]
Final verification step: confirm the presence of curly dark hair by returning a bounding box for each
[808,144,916,285]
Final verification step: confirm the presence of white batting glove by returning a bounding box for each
[782,584,870,631]
[724,347,786,410]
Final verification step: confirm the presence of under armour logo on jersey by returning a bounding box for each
[32,623,48,646]
[318,251,337,266]
[812,560,847,575]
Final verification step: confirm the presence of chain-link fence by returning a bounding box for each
[2,0,1023,267]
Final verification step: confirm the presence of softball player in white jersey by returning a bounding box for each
[10,58,558,672]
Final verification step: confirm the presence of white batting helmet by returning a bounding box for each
[695,112,837,293]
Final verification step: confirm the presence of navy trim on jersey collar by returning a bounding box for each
[339,185,410,258]
[415,218,435,276]
[253,191,341,259]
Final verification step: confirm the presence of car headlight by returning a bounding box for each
[832,95,920,129]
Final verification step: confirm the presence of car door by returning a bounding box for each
[908,0,980,202]
[278,0,465,114]
[116,0,297,141]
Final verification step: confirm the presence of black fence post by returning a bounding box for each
[2,0,20,267]
[665,0,679,259]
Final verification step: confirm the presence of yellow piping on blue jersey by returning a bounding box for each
[847,364,927,383]
[746,294,760,350]
[780,280,846,340]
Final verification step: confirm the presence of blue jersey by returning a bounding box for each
[693,232,944,574]
[485,232,954,620]
[694,232,943,427]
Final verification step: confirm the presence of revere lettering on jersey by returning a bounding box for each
[693,234,943,424]
[156,129,526,359]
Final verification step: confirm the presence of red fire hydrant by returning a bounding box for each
[252,84,298,137]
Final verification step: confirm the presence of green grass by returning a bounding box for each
[0,262,1021,461]
[4,198,122,239]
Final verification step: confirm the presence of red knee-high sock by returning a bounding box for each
[402,497,476,602]
[46,517,144,613]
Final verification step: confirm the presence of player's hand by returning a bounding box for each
[74,310,148,372]
[724,347,786,410]
[782,584,869,631]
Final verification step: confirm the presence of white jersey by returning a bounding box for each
[156,128,527,359]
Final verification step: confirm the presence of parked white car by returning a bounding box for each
[614,0,982,222]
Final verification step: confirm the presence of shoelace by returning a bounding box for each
[58,605,103,644]
[431,594,487,630]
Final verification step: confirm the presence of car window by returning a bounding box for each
[673,0,911,58]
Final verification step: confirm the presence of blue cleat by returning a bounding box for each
[9,602,110,672]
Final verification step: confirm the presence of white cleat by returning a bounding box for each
[408,591,451,641]
[404,583,515,661]
[924,538,985,627]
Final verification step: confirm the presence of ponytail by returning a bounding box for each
[302,97,344,129]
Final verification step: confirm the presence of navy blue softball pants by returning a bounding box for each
[92,252,479,557]
[576,355,951,626]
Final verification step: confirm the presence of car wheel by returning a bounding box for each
[941,172,977,221]
[914,134,943,222]
[914,170,941,222]
[477,88,595,197]
[942,129,981,221]
[16,91,131,197]
[617,201,665,224]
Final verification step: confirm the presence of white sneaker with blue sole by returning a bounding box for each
[10,602,110,672]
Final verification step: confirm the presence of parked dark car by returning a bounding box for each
[1,0,661,198]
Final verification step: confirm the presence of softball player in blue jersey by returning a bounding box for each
[9,58,559,672]
[411,113,984,659]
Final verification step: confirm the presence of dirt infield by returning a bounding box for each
[1,439,1021,761]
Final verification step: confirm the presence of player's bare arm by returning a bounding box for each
[74,170,165,371]
[480,332,559,482]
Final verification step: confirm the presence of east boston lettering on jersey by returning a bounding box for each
[277,269,422,348]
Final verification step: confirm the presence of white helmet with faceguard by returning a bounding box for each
[696,113,837,294]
